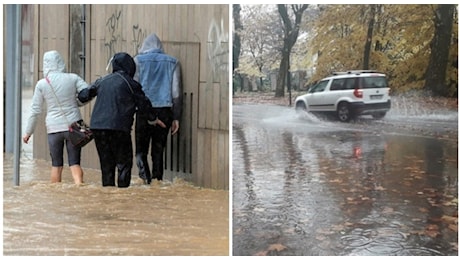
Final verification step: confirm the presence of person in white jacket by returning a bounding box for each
[23,50,89,184]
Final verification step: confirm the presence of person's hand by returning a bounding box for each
[148,118,167,128]
[171,120,179,135]
[23,134,31,144]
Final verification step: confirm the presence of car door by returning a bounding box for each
[306,80,329,111]
[323,78,347,111]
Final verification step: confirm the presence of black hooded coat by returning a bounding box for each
[78,52,155,132]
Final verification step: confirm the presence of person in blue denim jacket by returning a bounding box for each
[134,33,183,184]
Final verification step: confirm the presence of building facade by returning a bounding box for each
[5,4,229,189]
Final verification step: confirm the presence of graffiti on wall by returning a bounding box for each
[104,10,147,66]
[207,18,229,81]
[104,10,122,64]
[132,24,147,55]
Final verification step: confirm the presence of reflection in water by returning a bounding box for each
[232,121,458,256]
[3,154,229,256]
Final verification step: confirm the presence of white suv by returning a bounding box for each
[295,70,391,122]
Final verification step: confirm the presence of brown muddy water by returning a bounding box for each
[2,153,229,256]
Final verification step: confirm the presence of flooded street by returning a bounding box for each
[3,154,229,256]
[2,88,229,256]
[232,103,458,256]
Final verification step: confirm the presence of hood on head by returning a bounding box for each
[111,52,136,77]
[138,33,163,54]
[43,50,66,76]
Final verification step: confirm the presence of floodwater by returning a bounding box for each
[232,103,458,256]
[3,154,229,256]
[2,88,229,256]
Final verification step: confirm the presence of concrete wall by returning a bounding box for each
[30,4,229,189]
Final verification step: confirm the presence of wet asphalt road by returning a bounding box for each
[232,103,458,256]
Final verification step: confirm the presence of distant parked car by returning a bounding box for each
[295,70,391,122]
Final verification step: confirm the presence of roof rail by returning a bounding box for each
[332,70,379,75]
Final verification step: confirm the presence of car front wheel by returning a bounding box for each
[337,102,352,122]
[295,102,307,113]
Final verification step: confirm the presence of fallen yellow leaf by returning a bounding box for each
[267,243,287,252]
[448,224,458,232]
[374,185,386,191]
[254,250,268,256]
[441,215,458,224]
[382,207,394,214]
[425,230,440,238]
[418,207,429,213]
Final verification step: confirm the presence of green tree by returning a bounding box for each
[237,4,458,97]
[308,4,457,96]
[233,4,243,93]
[238,5,282,91]
[275,4,309,97]
[233,4,242,73]
[308,5,367,79]
[424,4,456,96]
[363,5,380,70]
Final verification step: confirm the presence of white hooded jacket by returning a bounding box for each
[25,50,89,135]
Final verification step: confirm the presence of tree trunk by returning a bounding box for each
[258,76,263,91]
[424,4,455,96]
[275,4,308,97]
[232,4,242,72]
[363,5,376,70]
[276,47,290,97]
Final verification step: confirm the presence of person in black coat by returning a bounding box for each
[78,52,165,188]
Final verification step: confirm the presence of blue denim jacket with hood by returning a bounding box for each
[134,33,182,120]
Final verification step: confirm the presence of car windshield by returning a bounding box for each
[361,76,388,89]
[308,80,328,93]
